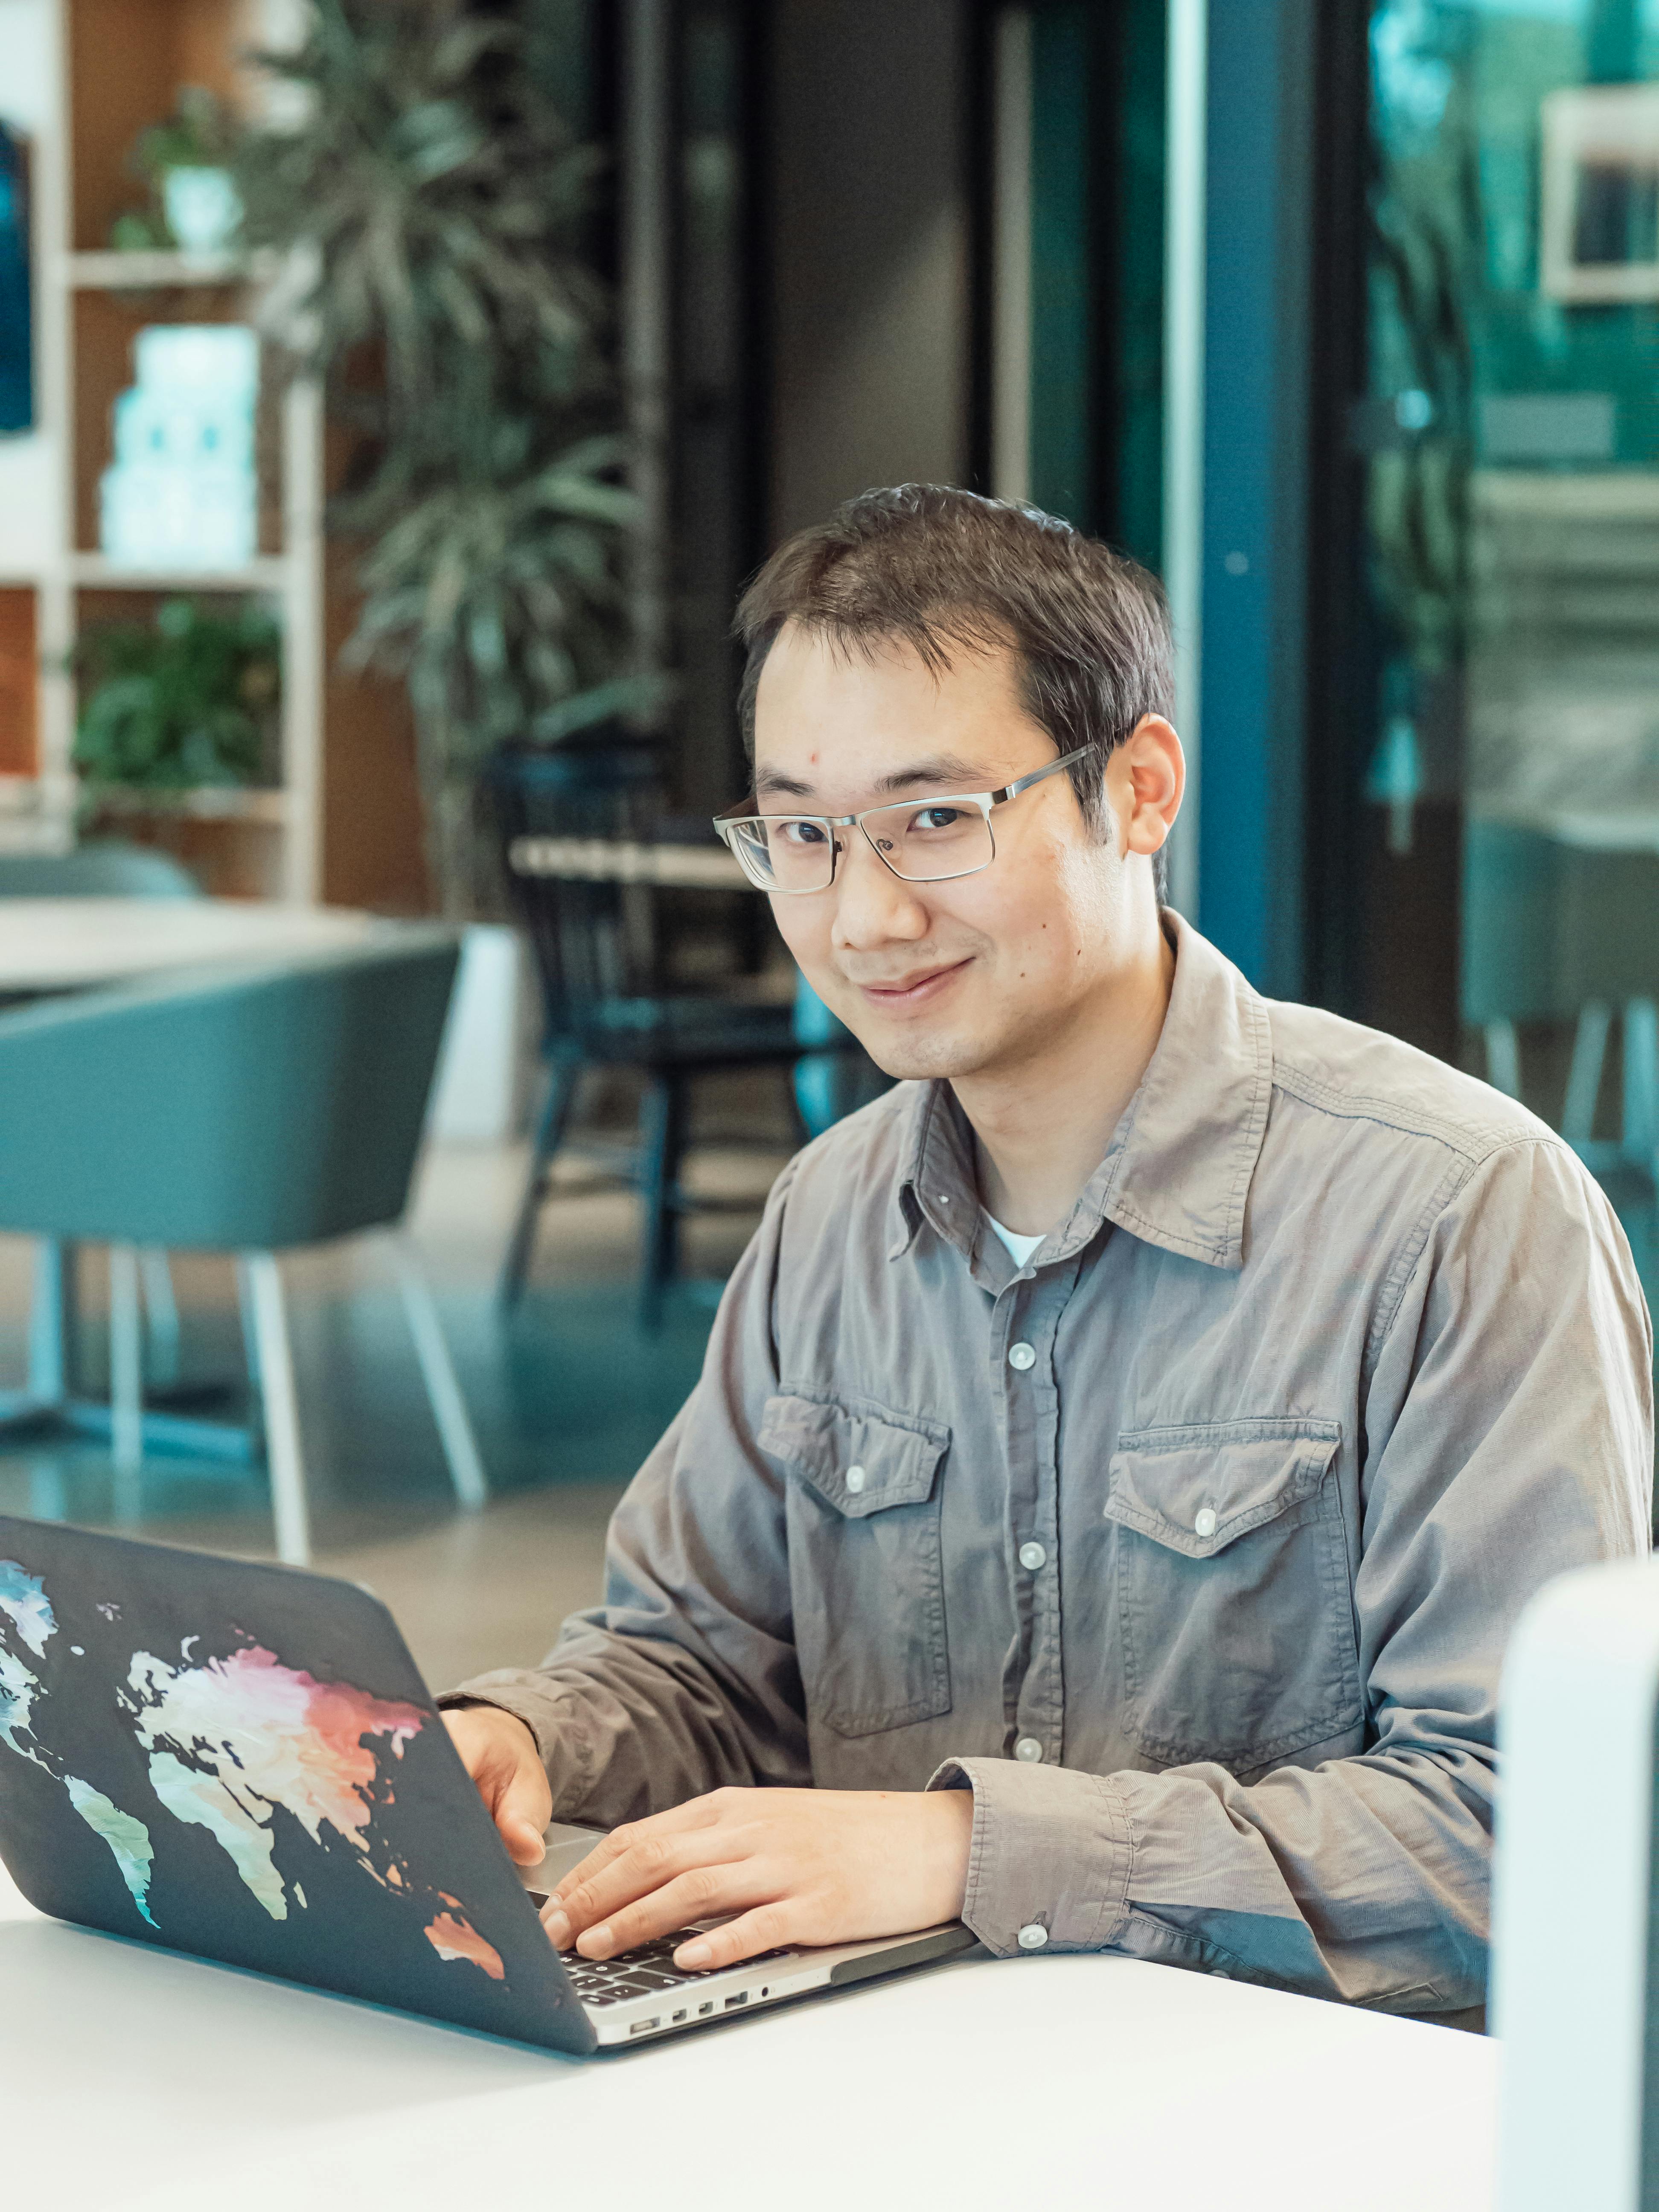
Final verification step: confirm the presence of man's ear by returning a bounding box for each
[1113,716,1185,862]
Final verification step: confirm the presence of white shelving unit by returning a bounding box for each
[0,0,324,902]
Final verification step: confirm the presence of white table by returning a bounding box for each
[0,1860,1497,2212]
[0,897,384,993]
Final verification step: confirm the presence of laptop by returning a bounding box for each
[0,1515,978,2054]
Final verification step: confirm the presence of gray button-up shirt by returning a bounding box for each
[456,916,1652,2014]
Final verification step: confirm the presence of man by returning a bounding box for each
[444,485,1651,2015]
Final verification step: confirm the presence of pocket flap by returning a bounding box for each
[1105,1418,1341,1558]
[759,1392,948,1519]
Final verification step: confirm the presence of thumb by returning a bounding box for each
[493,1755,553,1866]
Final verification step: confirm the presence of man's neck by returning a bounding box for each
[955,920,1176,1238]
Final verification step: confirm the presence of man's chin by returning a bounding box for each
[856,1022,987,1084]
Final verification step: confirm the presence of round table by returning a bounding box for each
[0,897,384,994]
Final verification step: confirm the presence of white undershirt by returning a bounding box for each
[983,1210,1047,1268]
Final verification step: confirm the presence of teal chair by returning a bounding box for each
[0,839,201,1388]
[0,929,485,1564]
[1464,818,1659,1176]
[0,841,200,899]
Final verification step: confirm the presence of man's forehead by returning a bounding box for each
[751,622,1033,797]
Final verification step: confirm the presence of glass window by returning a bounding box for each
[1346,0,1659,1289]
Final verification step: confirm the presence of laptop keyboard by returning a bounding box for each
[562,1933,792,2009]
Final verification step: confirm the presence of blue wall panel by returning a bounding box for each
[1196,0,1314,998]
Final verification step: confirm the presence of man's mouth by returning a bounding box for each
[852,958,972,1010]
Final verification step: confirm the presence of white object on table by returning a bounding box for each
[0,1857,1496,2212]
[0,897,384,992]
[507,834,745,889]
[1494,1554,1659,2212]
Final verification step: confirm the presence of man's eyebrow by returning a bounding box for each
[754,767,815,798]
[752,753,988,804]
[873,753,984,794]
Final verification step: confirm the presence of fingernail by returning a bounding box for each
[583,1924,614,1958]
[543,1908,570,1946]
[676,1941,711,1968]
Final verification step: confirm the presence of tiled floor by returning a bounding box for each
[0,1127,791,1691]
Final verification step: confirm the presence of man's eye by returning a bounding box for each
[911,806,965,832]
[776,818,827,847]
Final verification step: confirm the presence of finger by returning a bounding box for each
[671,1901,795,1973]
[550,1793,731,1905]
[572,1864,774,1961]
[552,1826,742,1944]
[443,1710,551,1866]
[497,1776,553,1866]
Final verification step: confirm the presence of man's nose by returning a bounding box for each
[830,828,929,950]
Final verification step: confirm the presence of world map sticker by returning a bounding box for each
[0,1559,504,1980]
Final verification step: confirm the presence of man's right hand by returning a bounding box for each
[442,1705,552,1866]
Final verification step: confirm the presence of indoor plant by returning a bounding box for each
[232,0,648,917]
[111,86,243,255]
[73,597,280,797]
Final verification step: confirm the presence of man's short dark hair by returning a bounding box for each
[733,483,1175,894]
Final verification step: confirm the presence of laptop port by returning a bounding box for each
[629,2018,660,2036]
[671,2009,687,2024]
[725,1992,748,2009]
[697,2001,715,2016]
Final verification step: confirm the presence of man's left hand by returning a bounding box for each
[539,1786,975,1972]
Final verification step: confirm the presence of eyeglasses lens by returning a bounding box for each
[863,799,993,881]
[728,800,992,890]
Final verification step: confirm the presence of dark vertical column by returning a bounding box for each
[1027,4,1095,525]
[1195,0,1317,998]
[1302,0,1376,1022]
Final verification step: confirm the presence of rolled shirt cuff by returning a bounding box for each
[926,1755,1135,1956]
[437,1668,599,1818]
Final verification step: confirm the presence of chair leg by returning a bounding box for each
[233,1256,265,1408]
[1624,999,1659,1168]
[1562,1002,1611,1147]
[108,1244,144,1490]
[499,1062,579,1311]
[386,1232,488,1510]
[27,1238,76,1403]
[138,1248,180,1388]
[242,1252,311,1568]
[637,1072,689,1330]
[1484,1019,1521,1100]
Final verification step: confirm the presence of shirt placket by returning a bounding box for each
[991,1259,1077,1768]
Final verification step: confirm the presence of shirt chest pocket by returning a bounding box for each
[759,1391,952,1739]
[1105,1418,1359,1774]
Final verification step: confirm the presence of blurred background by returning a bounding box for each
[0,0,1655,1682]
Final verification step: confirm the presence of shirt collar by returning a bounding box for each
[891,913,1273,1274]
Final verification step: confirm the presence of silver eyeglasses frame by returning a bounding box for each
[712,742,1102,894]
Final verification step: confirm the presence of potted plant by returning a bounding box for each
[231,0,653,920]
[73,597,280,800]
[112,87,244,256]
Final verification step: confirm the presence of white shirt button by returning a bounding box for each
[1194,1506,1218,1539]
[1007,1341,1036,1371]
[845,1464,867,1494]
[1014,1735,1044,1762]
[1017,1923,1049,1950]
[1018,1541,1047,1571]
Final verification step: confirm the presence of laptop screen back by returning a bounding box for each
[0,1516,588,2055]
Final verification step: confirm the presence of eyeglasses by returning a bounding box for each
[713,744,1100,895]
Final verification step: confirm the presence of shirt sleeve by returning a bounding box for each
[440,1161,812,1826]
[928,1136,1653,2011]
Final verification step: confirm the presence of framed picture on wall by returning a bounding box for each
[0,122,32,434]
[1540,83,1659,305]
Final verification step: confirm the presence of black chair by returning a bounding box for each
[489,742,848,1325]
